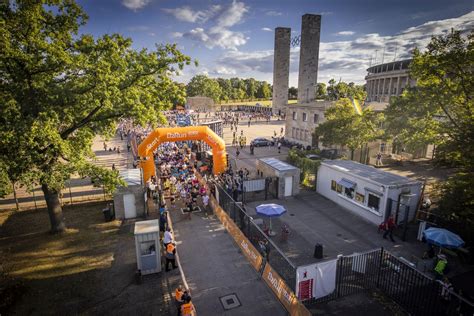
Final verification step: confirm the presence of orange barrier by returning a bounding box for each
[262,263,311,316]
[137,126,227,182]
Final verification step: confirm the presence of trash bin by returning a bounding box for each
[102,208,112,222]
[314,243,323,259]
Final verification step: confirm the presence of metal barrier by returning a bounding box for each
[212,180,297,288]
[304,248,474,316]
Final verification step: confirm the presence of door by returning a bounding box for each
[123,193,137,219]
[284,176,292,197]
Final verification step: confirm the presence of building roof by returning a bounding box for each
[260,157,298,171]
[321,160,421,187]
[134,219,159,235]
[287,100,333,109]
[119,169,142,186]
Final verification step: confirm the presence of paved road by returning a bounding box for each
[169,209,287,316]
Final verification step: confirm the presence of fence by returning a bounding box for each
[242,177,278,203]
[214,181,297,288]
[304,248,474,316]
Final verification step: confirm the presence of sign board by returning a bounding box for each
[262,263,311,316]
[296,259,337,300]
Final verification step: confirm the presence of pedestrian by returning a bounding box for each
[202,194,209,214]
[440,277,453,301]
[280,127,284,135]
[236,148,240,159]
[376,152,383,166]
[175,285,185,316]
[434,254,448,280]
[103,142,107,151]
[382,215,396,242]
[165,242,177,271]
[180,295,194,316]
[163,227,173,248]
[159,212,167,240]
[112,163,116,171]
[277,141,281,154]
[248,120,251,127]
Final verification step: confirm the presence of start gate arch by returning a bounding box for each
[138,126,227,182]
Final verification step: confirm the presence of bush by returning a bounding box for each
[287,149,321,188]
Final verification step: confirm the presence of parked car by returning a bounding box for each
[251,137,274,147]
[306,154,321,160]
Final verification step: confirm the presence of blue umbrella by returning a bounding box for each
[423,227,464,248]
[256,204,287,236]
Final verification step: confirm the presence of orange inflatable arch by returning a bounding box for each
[137,126,227,182]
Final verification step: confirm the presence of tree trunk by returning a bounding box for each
[41,183,66,233]
[12,181,19,211]
[350,149,354,160]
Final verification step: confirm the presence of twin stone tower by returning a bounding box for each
[272,14,321,115]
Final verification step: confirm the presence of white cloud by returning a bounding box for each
[337,31,355,36]
[211,66,237,75]
[162,5,221,23]
[166,1,249,50]
[265,10,282,16]
[170,32,183,39]
[213,11,474,85]
[122,0,151,11]
[261,27,272,32]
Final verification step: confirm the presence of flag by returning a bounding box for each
[351,98,363,115]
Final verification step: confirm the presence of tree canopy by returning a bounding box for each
[314,98,383,159]
[0,0,190,232]
[384,30,474,242]
[186,75,272,102]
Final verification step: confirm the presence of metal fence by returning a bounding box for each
[213,180,296,287]
[242,177,278,203]
[304,248,474,316]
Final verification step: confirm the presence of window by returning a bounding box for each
[314,114,319,123]
[293,112,297,120]
[368,193,381,211]
[344,187,355,199]
[355,192,365,203]
[303,113,307,122]
[331,180,337,191]
[336,184,342,193]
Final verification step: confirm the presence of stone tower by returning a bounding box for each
[272,27,291,116]
[297,14,321,104]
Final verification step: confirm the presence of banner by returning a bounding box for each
[296,259,337,300]
[262,263,311,316]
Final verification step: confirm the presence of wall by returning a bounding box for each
[272,27,291,115]
[297,14,321,104]
[284,102,331,147]
[113,185,145,219]
[316,165,387,225]
[186,96,215,111]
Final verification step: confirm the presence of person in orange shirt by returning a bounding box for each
[165,242,177,271]
[181,296,194,316]
[175,285,184,316]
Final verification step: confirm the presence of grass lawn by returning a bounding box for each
[0,202,179,315]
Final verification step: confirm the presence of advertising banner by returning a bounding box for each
[262,263,311,316]
[296,259,337,300]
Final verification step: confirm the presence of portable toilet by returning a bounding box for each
[134,219,161,275]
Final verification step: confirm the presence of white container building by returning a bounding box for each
[316,160,422,226]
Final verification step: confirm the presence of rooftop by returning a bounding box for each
[119,169,142,186]
[134,219,159,235]
[322,160,421,187]
[260,157,298,171]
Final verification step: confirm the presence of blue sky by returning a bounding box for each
[77,0,473,85]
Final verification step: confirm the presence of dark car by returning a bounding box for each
[251,137,274,147]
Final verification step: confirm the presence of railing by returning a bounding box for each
[212,180,297,288]
[303,248,474,316]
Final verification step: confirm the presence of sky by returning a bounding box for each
[77,0,474,86]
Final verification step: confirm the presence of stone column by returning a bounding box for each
[272,27,291,115]
[297,14,321,104]
[395,76,400,96]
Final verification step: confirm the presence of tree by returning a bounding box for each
[256,81,271,99]
[288,87,298,99]
[315,98,383,159]
[0,0,190,232]
[385,30,473,168]
[244,78,257,99]
[384,30,474,241]
[315,83,326,99]
[326,79,366,101]
[186,75,222,102]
